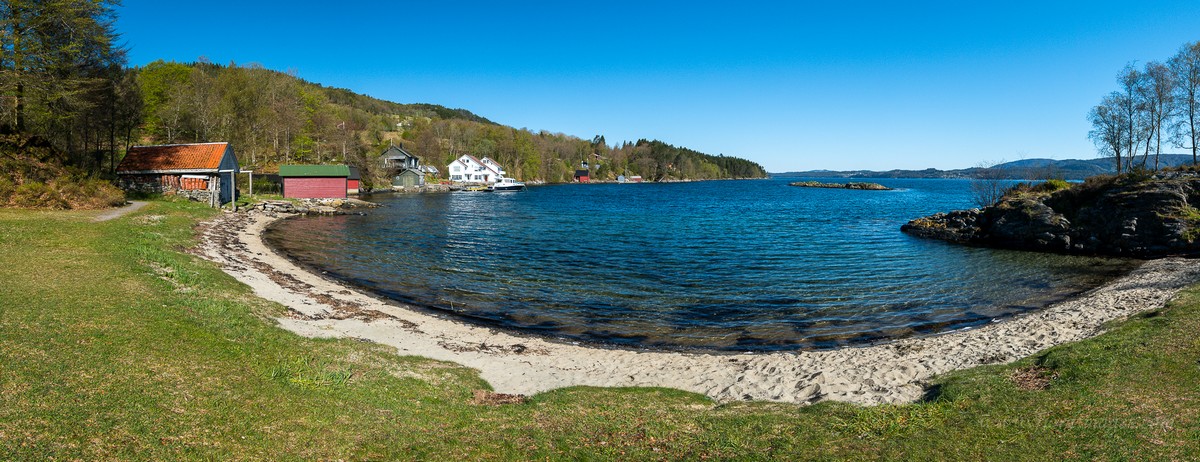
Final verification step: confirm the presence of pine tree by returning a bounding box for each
[0,0,125,134]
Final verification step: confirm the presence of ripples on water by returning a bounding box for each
[264,178,1138,351]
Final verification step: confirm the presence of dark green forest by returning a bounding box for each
[1,1,766,190]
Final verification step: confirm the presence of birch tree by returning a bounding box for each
[1117,64,1148,171]
[1141,61,1175,170]
[1171,41,1200,165]
[1089,93,1127,174]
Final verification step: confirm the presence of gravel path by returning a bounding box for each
[92,201,147,222]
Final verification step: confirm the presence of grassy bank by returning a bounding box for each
[1,199,1198,460]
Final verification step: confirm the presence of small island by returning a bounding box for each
[789,181,893,191]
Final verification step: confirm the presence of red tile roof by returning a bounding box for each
[117,142,230,172]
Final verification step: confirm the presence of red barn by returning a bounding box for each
[279,165,350,199]
[574,169,590,183]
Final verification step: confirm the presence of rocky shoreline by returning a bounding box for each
[902,171,1200,258]
[251,198,380,216]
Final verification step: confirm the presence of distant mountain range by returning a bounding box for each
[773,154,1198,180]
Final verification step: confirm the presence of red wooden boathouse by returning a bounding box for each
[278,165,350,199]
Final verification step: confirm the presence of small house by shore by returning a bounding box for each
[116,142,239,207]
[279,165,350,199]
[392,169,423,188]
[382,145,419,171]
[383,145,428,188]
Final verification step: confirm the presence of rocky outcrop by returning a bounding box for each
[390,183,452,193]
[902,171,1200,258]
[250,198,379,216]
[789,181,893,190]
[900,209,985,243]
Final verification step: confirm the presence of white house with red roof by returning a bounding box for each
[447,154,507,184]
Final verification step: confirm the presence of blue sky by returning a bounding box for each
[116,1,1200,172]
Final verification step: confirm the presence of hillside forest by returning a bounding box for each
[134,60,767,187]
[0,2,765,191]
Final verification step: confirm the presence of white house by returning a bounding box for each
[447,154,507,184]
[481,157,506,176]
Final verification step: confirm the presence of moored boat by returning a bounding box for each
[488,177,526,192]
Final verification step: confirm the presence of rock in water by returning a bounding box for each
[902,172,1200,258]
[789,181,892,190]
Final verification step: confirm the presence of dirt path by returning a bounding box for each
[93,201,148,222]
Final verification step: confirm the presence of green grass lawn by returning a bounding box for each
[1,199,1198,460]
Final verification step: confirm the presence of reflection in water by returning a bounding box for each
[265,179,1139,352]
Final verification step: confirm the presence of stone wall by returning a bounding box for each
[250,198,380,216]
[174,188,216,204]
[118,174,216,205]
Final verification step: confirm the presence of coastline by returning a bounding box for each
[194,209,1200,405]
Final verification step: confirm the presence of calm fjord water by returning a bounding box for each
[265,178,1137,351]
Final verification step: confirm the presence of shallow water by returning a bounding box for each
[264,178,1138,351]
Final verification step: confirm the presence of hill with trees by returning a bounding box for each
[1,2,765,198]
[131,61,766,186]
[774,154,1199,180]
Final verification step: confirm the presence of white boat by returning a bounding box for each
[488,177,526,192]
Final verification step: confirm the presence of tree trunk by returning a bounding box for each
[1155,123,1161,171]
[1193,110,1198,165]
[109,88,117,173]
[14,82,24,133]
[1142,134,1153,169]
[1114,144,1123,175]
[11,7,25,133]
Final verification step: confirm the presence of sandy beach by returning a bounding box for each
[193,209,1200,405]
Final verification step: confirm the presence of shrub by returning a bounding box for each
[971,178,1011,208]
[1080,174,1117,193]
[0,176,13,202]
[0,133,125,210]
[53,180,85,204]
[1003,182,1032,196]
[66,177,126,209]
[11,181,67,209]
[3,176,125,210]
[1031,179,1072,194]
[1045,178,1072,190]
[1044,174,1116,218]
[1125,166,1156,183]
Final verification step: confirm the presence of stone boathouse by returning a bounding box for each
[116,142,239,207]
